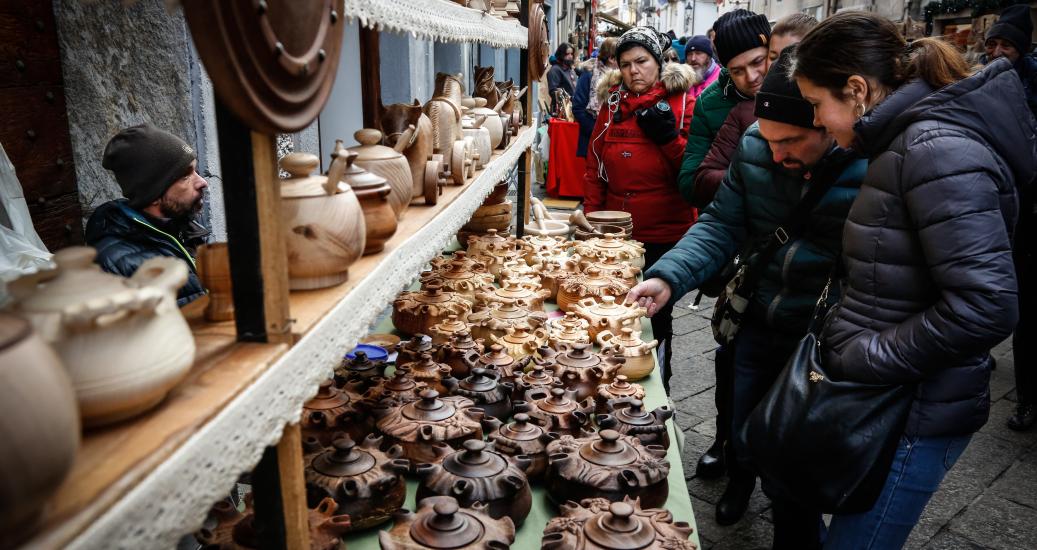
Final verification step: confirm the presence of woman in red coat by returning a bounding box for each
[584,25,699,391]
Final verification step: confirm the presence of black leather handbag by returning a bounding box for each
[735,280,915,513]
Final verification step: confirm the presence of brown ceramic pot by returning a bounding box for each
[572,296,647,340]
[196,494,350,550]
[395,334,437,365]
[541,497,694,550]
[378,496,516,550]
[392,284,472,336]
[516,387,594,437]
[334,350,387,391]
[437,330,484,378]
[598,399,674,450]
[397,352,455,395]
[475,280,551,312]
[535,342,625,402]
[373,389,486,466]
[470,343,531,382]
[486,412,556,481]
[362,365,424,407]
[427,314,472,346]
[511,364,563,403]
[302,379,371,447]
[348,128,414,219]
[489,325,549,361]
[556,267,632,313]
[419,260,495,304]
[467,300,548,344]
[452,367,513,421]
[342,151,398,254]
[595,375,646,415]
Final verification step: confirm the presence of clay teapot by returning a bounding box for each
[380,100,445,205]
[546,317,591,348]
[511,364,563,403]
[476,280,551,311]
[415,440,532,527]
[0,314,79,546]
[542,497,694,550]
[597,324,659,381]
[302,379,371,446]
[535,342,625,402]
[392,284,472,336]
[196,493,350,550]
[580,254,642,287]
[498,258,539,282]
[396,333,437,365]
[303,434,410,530]
[497,268,542,291]
[598,399,674,450]
[556,266,632,313]
[349,128,414,219]
[467,300,548,343]
[595,375,646,415]
[572,295,647,340]
[452,367,513,420]
[378,496,516,550]
[520,234,570,263]
[362,365,424,407]
[427,314,472,346]
[373,389,486,466]
[438,330,485,378]
[545,429,670,509]
[516,387,594,437]
[539,257,582,302]
[397,352,455,395]
[485,412,555,480]
[334,350,387,390]
[574,234,646,268]
[428,250,487,273]
[465,228,514,256]
[8,246,195,427]
[490,325,549,360]
[341,151,398,255]
[470,343,532,381]
[419,259,495,304]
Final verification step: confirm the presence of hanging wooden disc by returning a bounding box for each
[529,0,549,82]
[183,0,346,134]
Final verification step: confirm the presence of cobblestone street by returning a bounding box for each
[668,294,1037,550]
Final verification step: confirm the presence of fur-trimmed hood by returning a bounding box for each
[594,63,699,102]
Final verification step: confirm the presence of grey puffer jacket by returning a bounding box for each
[823,58,1035,437]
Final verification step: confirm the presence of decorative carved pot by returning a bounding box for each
[542,497,695,550]
[511,364,563,403]
[342,151,398,255]
[362,366,423,407]
[535,343,624,402]
[373,390,485,466]
[597,325,659,381]
[378,496,516,550]
[497,270,541,291]
[416,440,532,527]
[427,314,472,346]
[467,301,547,343]
[574,234,646,268]
[572,296,647,340]
[486,412,555,480]
[546,429,670,509]
[520,234,570,264]
[540,257,582,302]
[397,353,454,395]
[334,350,387,391]
[476,280,551,311]
[420,259,495,305]
[546,317,591,349]
[396,334,437,365]
[498,259,538,280]
[8,247,195,427]
[471,343,532,381]
[490,325,549,361]
[595,375,646,415]
[453,367,513,420]
[349,128,414,219]
[393,284,472,336]
[438,330,484,378]
[465,228,517,258]
[598,399,674,450]
[580,254,642,288]
[516,387,593,437]
[302,379,371,447]
[303,434,411,530]
[557,267,632,313]
[196,494,350,550]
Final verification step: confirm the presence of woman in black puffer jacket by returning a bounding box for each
[791,12,1034,549]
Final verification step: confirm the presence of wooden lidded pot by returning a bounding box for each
[378,496,516,550]
[341,151,398,255]
[486,412,555,481]
[392,284,472,336]
[348,128,414,219]
[453,367,513,421]
[542,497,694,550]
[598,398,675,450]
[372,389,486,467]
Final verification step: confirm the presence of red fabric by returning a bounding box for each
[583,81,698,243]
[547,118,584,198]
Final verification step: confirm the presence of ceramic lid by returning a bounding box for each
[401,334,434,353]
[442,439,507,478]
[409,499,483,548]
[537,387,577,414]
[442,261,478,280]
[312,436,376,478]
[471,228,508,245]
[604,376,641,397]
[384,366,418,392]
[408,353,445,374]
[402,390,456,422]
[432,315,468,334]
[499,413,544,442]
[584,501,656,549]
[502,326,535,344]
[493,280,536,299]
[583,296,632,316]
[448,331,481,350]
[554,343,603,369]
[12,247,147,313]
[345,351,380,374]
[480,345,515,367]
[341,151,391,192]
[579,430,638,467]
[490,302,530,321]
[412,284,453,304]
[613,399,655,426]
[349,128,402,161]
[280,152,347,199]
[520,365,555,385]
[614,327,643,347]
[460,368,498,392]
[306,380,351,411]
[555,312,589,329]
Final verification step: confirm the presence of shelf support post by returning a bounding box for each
[517,0,532,237]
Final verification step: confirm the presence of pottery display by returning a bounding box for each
[392,284,472,336]
[425,73,472,185]
[539,257,582,301]
[397,352,455,395]
[476,280,551,311]
[416,439,532,527]
[452,367,513,420]
[516,387,594,437]
[419,259,494,304]
[378,496,516,550]
[302,379,371,447]
[574,234,646,269]
[471,343,532,381]
[556,267,632,313]
[546,320,591,349]
[467,301,548,343]
[427,314,472,346]
[335,350,387,390]
[470,97,506,149]
[0,314,79,547]
[9,247,196,427]
[541,497,694,550]
[536,343,625,402]
[595,375,646,414]
[349,128,415,219]
[597,324,659,381]
[342,151,398,255]
[195,243,234,322]
[545,429,670,509]
[485,412,555,480]
[279,149,366,289]
[373,389,486,466]
[580,254,642,288]
[598,399,674,450]
[490,325,549,361]
[303,434,410,530]
[396,333,437,365]
[362,365,424,407]
[511,364,563,403]
[572,296,647,340]
[381,100,446,205]
[196,493,350,550]
[438,330,484,378]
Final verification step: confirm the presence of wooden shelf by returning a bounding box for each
[18,125,535,550]
[343,0,528,49]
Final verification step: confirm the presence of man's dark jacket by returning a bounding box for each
[85,199,208,306]
[822,58,1034,438]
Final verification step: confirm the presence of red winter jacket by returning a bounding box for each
[583,63,698,243]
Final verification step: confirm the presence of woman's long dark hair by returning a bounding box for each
[793,12,972,97]
[554,43,574,64]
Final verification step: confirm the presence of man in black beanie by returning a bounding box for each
[85,123,210,306]
[985,4,1037,115]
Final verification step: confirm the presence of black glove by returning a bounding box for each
[636,101,679,145]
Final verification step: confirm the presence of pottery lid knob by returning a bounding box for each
[424,284,443,295]
[621,327,634,336]
[419,389,439,401]
[570,342,591,356]
[331,436,357,458]
[599,429,620,444]
[601,296,617,305]
[431,500,461,527]
[354,128,384,145]
[461,439,486,456]
[628,399,645,412]
[279,152,319,178]
[353,351,368,362]
[489,344,504,354]
[604,502,638,532]
[513,413,530,424]
[614,375,629,387]
[316,379,335,397]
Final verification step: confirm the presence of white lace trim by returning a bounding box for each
[69,124,535,550]
[343,0,528,49]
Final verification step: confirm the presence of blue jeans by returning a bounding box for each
[824,433,972,549]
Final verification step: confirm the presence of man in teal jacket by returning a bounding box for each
[627,47,866,544]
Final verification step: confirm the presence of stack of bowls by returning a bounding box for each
[573,210,633,240]
[459,181,512,243]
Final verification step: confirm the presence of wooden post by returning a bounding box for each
[517,0,532,236]
[359,26,382,129]
[252,425,310,550]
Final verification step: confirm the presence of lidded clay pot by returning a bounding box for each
[428,314,472,346]
[453,367,513,420]
[0,314,79,547]
[196,494,350,550]
[303,434,411,530]
[362,365,424,407]
[465,228,513,256]
[486,412,555,480]
[516,387,593,437]
[334,350,387,390]
[541,497,694,550]
[572,295,647,340]
[547,311,592,336]
[498,259,538,281]
[428,249,487,273]
[595,375,646,414]
[279,149,366,290]
[302,379,370,446]
[378,496,516,550]
[598,399,674,450]
[8,246,195,427]
[546,320,591,348]
[392,284,472,336]
[511,364,563,403]
[438,329,484,378]
[520,234,570,264]
[490,325,549,361]
[341,151,398,255]
[535,342,624,402]
[467,300,548,343]
[476,280,551,312]
[471,343,531,381]
[540,257,582,302]
[597,324,659,381]
[580,254,642,287]
[573,234,646,269]
[349,128,414,219]
[470,97,506,149]
[397,352,455,395]
[373,389,486,466]
[420,260,495,304]
[396,333,436,364]
[556,266,632,313]
[416,439,532,527]
[546,429,670,509]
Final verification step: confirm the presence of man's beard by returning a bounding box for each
[159,194,203,221]
[691,65,707,81]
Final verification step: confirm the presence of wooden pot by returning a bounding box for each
[349,128,414,219]
[342,152,398,255]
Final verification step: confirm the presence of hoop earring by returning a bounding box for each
[855,102,866,119]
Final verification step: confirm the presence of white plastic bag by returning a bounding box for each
[0,142,53,285]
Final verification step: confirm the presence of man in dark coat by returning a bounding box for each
[85,124,210,307]
[547,43,577,116]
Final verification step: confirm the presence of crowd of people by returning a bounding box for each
[570,7,1036,550]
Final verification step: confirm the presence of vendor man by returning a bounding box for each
[85,123,210,306]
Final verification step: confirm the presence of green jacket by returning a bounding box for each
[676,68,741,204]
[646,123,866,334]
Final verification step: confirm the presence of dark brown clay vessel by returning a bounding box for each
[486,412,556,480]
[594,375,646,415]
[397,352,455,395]
[392,284,471,336]
[516,386,594,437]
[438,330,484,378]
[361,365,424,407]
[373,389,485,466]
[536,342,624,402]
[302,379,371,447]
[511,364,563,403]
[378,496,516,550]
[196,494,350,550]
[541,497,696,550]
[598,399,674,450]
[453,367,513,420]
[396,334,437,365]
[334,350,387,390]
